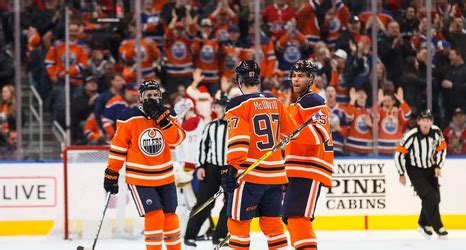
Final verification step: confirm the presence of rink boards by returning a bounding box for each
[0,157,465,236]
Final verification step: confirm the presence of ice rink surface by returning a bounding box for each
[1,230,466,250]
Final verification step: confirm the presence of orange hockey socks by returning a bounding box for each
[163,213,181,250]
[144,210,164,250]
[286,217,317,249]
[259,216,288,249]
[227,218,251,249]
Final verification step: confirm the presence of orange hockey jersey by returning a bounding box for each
[191,38,220,84]
[345,104,373,154]
[118,38,160,81]
[83,113,104,142]
[164,27,194,78]
[225,92,300,185]
[45,39,89,85]
[219,45,249,79]
[296,0,322,46]
[107,107,186,187]
[243,36,277,78]
[323,1,350,48]
[330,69,349,104]
[285,92,334,187]
[374,101,411,155]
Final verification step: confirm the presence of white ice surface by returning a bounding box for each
[1,230,466,250]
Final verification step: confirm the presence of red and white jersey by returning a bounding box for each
[164,27,194,77]
[373,102,411,154]
[262,4,296,39]
[191,38,220,84]
[174,115,206,170]
[345,104,373,154]
[107,107,186,187]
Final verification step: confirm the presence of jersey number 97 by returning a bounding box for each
[253,113,280,150]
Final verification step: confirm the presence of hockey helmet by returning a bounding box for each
[138,80,162,101]
[214,92,230,107]
[235,60,261,86]
[419,109,433,121]
[289,59,318,79]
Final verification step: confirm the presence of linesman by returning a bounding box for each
[184,93,230,247]
[394,109,448,238]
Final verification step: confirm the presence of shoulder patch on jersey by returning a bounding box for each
[118,107,144,121]
[296,92,326,109]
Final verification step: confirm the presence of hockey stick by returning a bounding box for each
[214,234,231,250]
[77,192,112,250]
[189,112,320,218]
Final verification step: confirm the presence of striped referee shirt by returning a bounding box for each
[198,119,228,167]
[394,125,447,175]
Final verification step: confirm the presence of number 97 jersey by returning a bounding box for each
[225,92,300,185]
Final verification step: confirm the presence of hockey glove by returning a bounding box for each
[103,168,119,194]
[154,104,171,128]
[220,165,238,193]
[143,99,171,128]
[142,99,160,119]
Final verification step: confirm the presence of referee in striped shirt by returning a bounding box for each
[184,94,229,247]
[394,109,448,238]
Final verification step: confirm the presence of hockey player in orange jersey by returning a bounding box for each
[103,80,186,250]
[283,60,334,250]
[222,60,302,249]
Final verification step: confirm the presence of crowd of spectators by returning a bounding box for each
[0,0,465,156]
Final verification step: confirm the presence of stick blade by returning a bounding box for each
[77,246,91,250]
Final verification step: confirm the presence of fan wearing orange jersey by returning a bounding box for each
[103,80,186,250]
[345,86,374,155]
[83,113,105,145]
[245,23,277,81]
[45,22,88,86]
[119,21,161,83]
[296,0,323,46]
[283,60,334,250]
[191,18,221,97]
[222,61,300,249]
[373,89,411,155]
[164,12,196,95]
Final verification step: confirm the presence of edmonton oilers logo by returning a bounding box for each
[139,128,165,156]
[171,41,187,60]
[225,55,238,70]
[200,44,214,63]
[382,116,398,135]
[355,115,369,134]
[284,45,301,63]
